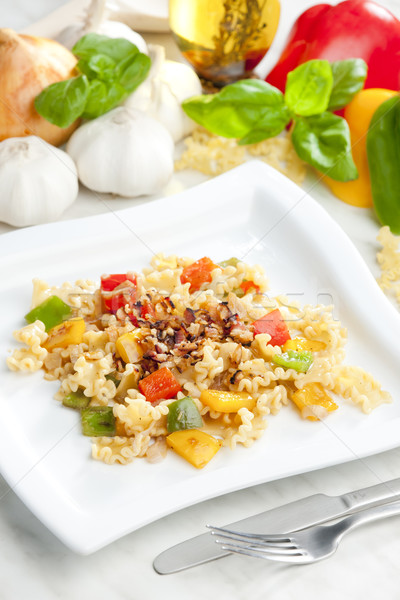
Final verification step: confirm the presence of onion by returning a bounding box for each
[227,292,247,319]
[145,438,168,463]
[301,404,329,421]
[0,29,79,146]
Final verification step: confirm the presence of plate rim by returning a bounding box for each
[1,160,400,554]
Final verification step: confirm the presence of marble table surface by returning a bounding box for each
[2,1,400,599]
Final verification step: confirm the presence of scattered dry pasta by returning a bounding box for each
[175,128,307,184]
[7,253,391,468]
[376,226,400,308]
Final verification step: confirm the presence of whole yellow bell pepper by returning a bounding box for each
[323,88,397,207]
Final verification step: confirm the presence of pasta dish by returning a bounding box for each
[7,254,391,468]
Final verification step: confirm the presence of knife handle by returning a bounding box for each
[341,476,400,512]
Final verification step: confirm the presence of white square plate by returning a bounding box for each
[1,161,399,554]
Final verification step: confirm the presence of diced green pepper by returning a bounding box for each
[167,396,203,433]
[81,407,116,436]
[25,295,72,331]
[272,350,313,373]
[62,390,90,409]
[218,257,239,268]
[105,372,121,387]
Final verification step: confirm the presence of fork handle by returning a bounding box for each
[341,477,400,513]
[336,499,400,542]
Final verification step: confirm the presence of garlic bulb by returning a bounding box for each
[67,106,174,197]
[0,29,79,146]
[57,0,148,54]
[124,45,202,142]
[0,136,79,227]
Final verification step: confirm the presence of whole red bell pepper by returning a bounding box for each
[266,0,400,92]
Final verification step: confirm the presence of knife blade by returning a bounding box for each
[153,477,400,574]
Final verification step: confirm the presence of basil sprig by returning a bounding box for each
[182,58,367,182]
[34,33,151,128]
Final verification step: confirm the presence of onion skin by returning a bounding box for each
[0,29,79,146]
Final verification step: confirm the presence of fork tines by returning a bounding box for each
[207,525,306,560]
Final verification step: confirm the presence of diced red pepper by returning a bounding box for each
[180,257,217,292]
[140,301,155,320]
[240,280,261,295]
[138,367,182,404]
[100,274,137,314]
[252,308,291,346]
[100,274,136,292]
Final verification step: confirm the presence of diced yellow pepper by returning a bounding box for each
[166,429,222,469]
[292,383,338,421]
[116,330,143,363]
[43,317,85,351]
[283,337,326,353]
[200,389,256,413]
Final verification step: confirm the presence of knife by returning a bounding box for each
[153,476,400,574]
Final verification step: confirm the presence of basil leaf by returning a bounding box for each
[118,52,151,92]
[34,75,90,128]
[327,59,368,111]
[73,33,139,63]
[77,54,117,81]
[82,80,128,119]
[292,113,358,181]
[238,105,292,145]
[182,80,285,138]
[285,60,333,116]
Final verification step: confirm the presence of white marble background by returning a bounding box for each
[2,1,400,599]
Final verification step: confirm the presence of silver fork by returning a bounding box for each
[208,499,400,564]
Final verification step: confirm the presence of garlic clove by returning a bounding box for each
[0,29,79,146]
[0,136,79,227]
[124,45,202,142]
[56,0,148,54]
[66,107,174,197]
[57,20,148,55]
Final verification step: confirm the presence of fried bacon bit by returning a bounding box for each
[216,302,232,321]
[174,328,186,345]
[101,286,255,372]
[184,307,196,323]
[230,370,243,384]
[210,373,226,390]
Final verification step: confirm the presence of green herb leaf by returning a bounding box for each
[34,75,90,128]
[118,52,151,93]
[72,33,139,63]
[35,33,151,127]
[82,79,128,119]
[239,105,292,145]
[285,60,333,116]
[77,53,117,80]
[292,112,358,181]
[182,79,286,138]
[328,59,368,111]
